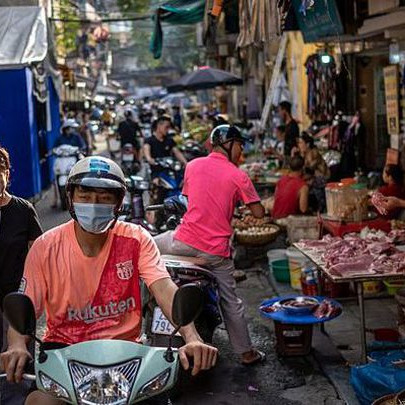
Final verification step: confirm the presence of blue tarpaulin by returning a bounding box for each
[0,7,61,199]
[351,349,405,404]
[0,69,60,198]
[0,68,41,198]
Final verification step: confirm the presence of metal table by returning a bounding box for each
[293,243,404,363]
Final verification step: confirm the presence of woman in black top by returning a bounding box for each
[0,146,42,403]
[0,146,43,308]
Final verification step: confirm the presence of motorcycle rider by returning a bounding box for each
[54,119,87,151]
[51,119,86,208]
[144,115,187,171]
[0,156,218,405]
[144,116,188,221]
[117,110,143,162]
[155,125,266,366]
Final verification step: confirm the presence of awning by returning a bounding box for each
[149,0,205,59]
[0,6,61,97]
[358,8,405,36]
[0,6,47,67]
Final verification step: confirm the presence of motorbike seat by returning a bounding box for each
[161,254,208,266]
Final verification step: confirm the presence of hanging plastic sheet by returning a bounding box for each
[150,0,205,59]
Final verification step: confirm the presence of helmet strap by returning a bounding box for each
[219,140,235,163]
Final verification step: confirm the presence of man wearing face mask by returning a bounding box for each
[54,119,87,151]
[0,156,217,404]
[155,125,266,366]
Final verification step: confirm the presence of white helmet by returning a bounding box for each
[62,119,79,130]
[66,156,126,221]
[66,156,126,191]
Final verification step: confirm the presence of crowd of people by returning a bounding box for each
[0,117,265,404]
[2,96,405,404]
[269,101,405,222]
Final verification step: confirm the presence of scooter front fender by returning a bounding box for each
[36,339,179,404]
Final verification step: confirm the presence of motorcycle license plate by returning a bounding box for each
[151,307,180,336]
[122,153,134,162]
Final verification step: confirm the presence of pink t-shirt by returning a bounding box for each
[21,220,169,344]
[175,152,260,257]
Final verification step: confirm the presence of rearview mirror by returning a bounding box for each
[3,293,36,336]
[172,284,203,327]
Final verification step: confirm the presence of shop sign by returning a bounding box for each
[383,65,400,136]
[292,0,343,43]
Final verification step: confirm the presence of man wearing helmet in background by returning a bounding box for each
[51,119,87,208]
[155,125,266,366]
[0,156,218,404]
[54,119,87,151]
[117,110,143,161]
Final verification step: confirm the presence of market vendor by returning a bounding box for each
[292,132,330,212]
[272,155,309,219]
[378,165,405,218]
[278,101,299,158]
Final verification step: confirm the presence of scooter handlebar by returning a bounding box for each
[146,204,164,212]
[0,373,36,381]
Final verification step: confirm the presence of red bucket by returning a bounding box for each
[372,328,400,342]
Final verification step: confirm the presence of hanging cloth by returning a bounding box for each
[150,0,205,59]
[236,0,254,49]
[237,0,280,49]
[305,54,337,121]
[251,0,280,45]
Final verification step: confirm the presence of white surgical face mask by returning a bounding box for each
[73,203,116,234]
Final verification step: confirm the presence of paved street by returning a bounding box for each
[33,187,346,404]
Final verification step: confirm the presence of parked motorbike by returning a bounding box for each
[107,132,121,161]
[120,175,157,235]
[0,286,204,405]
[140,123,152,139]
[180,139,207,161]
[121,143,141,176]
[143,198,222,348]
[53,145,83,210]
[152,157,183,200]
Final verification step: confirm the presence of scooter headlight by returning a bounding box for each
[69,359,140,404]
[138,368,171,398]
[39,371,71,400]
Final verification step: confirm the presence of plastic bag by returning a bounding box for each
[351,350,405,404]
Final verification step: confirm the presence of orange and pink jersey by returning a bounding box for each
[21,220,169,345]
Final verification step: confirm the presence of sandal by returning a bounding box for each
[241,350,266,366]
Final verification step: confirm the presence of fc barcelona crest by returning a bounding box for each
[116,260,134,280]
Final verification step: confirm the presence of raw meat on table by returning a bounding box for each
[371,192,388,216]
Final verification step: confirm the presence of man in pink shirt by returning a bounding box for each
[155,125,266,365]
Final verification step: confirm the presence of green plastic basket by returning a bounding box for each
[271,259,291,283]
[384,280,405,296]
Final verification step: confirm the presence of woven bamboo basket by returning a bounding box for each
[235,225,280,246]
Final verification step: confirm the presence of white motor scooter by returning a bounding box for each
[53,145,83,210]
[0,284,203,404]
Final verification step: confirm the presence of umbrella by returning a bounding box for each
[167,66,243,93]
[160,93,194,108]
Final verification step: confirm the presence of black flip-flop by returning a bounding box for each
[241,350,266,366]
